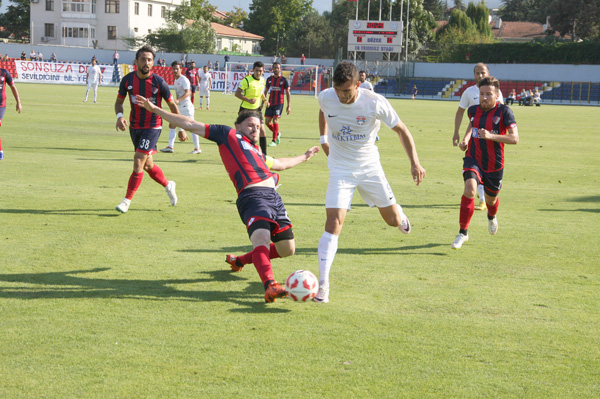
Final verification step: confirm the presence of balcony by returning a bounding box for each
[61,0,96,19]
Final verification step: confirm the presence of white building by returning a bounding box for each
[30,0,182,50]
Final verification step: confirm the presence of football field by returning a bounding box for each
[1,83,599,398]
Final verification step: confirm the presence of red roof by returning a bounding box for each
[210,22,263,40]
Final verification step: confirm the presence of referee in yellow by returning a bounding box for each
[235,61,268,154]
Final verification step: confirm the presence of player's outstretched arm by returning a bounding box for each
[135,95,205,135]
[270,146,320,171]
[392,121,426,186]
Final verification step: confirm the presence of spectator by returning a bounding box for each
[37,51,44,61]
[224,53,230,65]
[30,50,36,60]
[214,60,220,71]
[518,89,528,105]
[113,50,120,65]
[506,89,516,105]
[207,60,212,70]
[21,51,26,60]
[272,54,277,63]
[532,89,541,106]
[300,54,305,65]
[281,54,287,64]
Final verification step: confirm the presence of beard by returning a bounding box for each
[140,65,150,74]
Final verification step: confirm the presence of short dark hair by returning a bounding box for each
[136,46,155,60]
[272,61,281,67]
[359,70,366,75]
[253,61,264,70]
[236,110,263,125]
[333,62,358,86]
[171,61,182,68]
[478,76,499,92]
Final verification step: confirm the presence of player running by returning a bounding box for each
[133,96,319,303]
[160,61,202,154]
[453,63,504,211]
[0,67,22,160]
[315,62,426,303]
[263,61,291,147]
[114,46,180,214]
[197,65,212,110]
[83,58,102,103]
[451,76,519,249]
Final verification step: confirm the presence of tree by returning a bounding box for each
[145,19,216,53]
[245,0,313,55]
[282,10,334,58]
[548,0,600,41]
[454,0,466,11]
[423,0,447,20]
[223,6,248,29]
[466,1,492,37]
[166,0,215,25]
[498,0,553,23]
[0,0,29,41]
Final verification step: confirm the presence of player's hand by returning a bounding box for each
[304,146,320,161]
[411,164,426,186]
[134,95,154,111]
[452,132,460,146]
[247,98,257,104]
[458,141,468,151]
[16,102,22,113]
[479,128,491,140]
[174,99,180,105]
[116,117,128,131]
[178,130,189,142]
[286,106,291,115]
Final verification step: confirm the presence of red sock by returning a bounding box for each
[238,243,280,265]
[459,195,475,231]
[273,122,279,139]
[252,245,274,285]
[126,172,144,200]
[488,197,499,218]
[266,123,275,133]
[147,164,168,187]
[0,135,3,151]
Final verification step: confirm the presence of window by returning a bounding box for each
[62,26,94,38]
[134,2,139,15]
[147,4,152,16]
[44,23,55,37]
[45,0,54,11]
[161,6,166,18]
[105,0,119,13]
[107,25,117,40]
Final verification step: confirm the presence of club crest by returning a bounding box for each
[493,116,501,124]
[356,116,366,125]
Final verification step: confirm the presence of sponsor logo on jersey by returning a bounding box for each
[472,128,479,138]
[128,85,133,90]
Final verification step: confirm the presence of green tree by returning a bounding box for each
[423,0,446,20]
[245,0,312,55]
[454,0,466,11]
[548,0,600,41]
[466,1,492,36]
[498,0,549,22]
[282,10,334,58]
[0,0,29,41]
[166,0,215,25]
[223,6,248,29]
[145,19,216,53]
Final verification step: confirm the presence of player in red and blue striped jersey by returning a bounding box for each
[0,68,23,160]
[184,61,199,105]
[114,46,181,214]
[451,76,519,249]
[134,94,319,302]
[263,62,291,147]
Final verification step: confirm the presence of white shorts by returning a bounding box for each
[87,81,99,89]
[198,86,210,97]
[325,166,396,210]
[178,102,194,119]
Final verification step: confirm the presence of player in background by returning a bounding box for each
[263,61,291,147]
[235,61,268,155]
[184,61,199,105]
[453,63,504,211]
[83,58,102,103]
[160,61,202,154]
[412,85,418,100]
[197,65,212,110]
[114,46,180,214]
[133,98,320,302]
[0,67,23,160]
[315,62,426,303]
[358,70,373,90]
[451,76,518,249]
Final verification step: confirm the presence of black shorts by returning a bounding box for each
[0,106,6,125]
[130,128,161,155]
[462,157,503,196]
[190,85,197,93]
[265,104,284,118]
[236,187,293,241]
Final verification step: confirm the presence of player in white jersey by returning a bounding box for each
[453,62,504,210]
[160,61,201,154]
[198,66,212,110]
[314,62,426,303]
[358,70,373,90]
[83,58,102,103]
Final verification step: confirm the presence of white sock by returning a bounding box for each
[206,98,210,107]
[478,184,485,202]
[84,88,89,101]
[192,131,200,149]
[199,98,203,107]
[396,203,406,230]
[168,128,177,148]
[318,231,339,286]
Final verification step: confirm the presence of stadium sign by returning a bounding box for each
[14,61,114,85]
[347,20,403,53]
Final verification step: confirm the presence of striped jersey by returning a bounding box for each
[203,124,276,195]
[466,103,517,172]
[0,69,14,108]
[266,75,289,106]
[117,72,173,129]
[185,68,199,86]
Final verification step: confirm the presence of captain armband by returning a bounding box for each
[320,135,328,144]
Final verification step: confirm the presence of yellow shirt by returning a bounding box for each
[239,74,266,110]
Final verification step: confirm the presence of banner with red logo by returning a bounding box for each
[14,61,115,85]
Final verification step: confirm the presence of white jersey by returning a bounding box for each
[318,87,400,169]
[198,71,212,88]
[87,65,102,84]
[174,75,192,107]
[359,81,373,90]
[458,84,504,109]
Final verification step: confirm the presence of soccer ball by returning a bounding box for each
[285,270,319,302]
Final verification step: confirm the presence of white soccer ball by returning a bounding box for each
[285,270,319,302]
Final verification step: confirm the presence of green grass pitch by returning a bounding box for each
[0,83,599,398]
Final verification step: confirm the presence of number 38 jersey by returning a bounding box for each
[117,72,172,129]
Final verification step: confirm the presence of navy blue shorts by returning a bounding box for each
[0,106,6,126]
[236,187,293,239]
[265,104,284,118]
[190,85,197,93]
[462,157,503,196]
[129,128,161,155]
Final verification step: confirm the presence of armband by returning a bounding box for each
[116,113,124,119]
[320,135,328,144]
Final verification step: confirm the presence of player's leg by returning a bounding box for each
[161,128,176,152]
[483,170,502,235]
[248,224,288,302]
[475,184,487,211]
[93,82,99,103]
[84,83,91,102]
[179,103,200,154]
[259,122,267,155]
[451,175,477,249]
[314,208,346,303]
[0,107,5,159]
[206,91,210,110]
